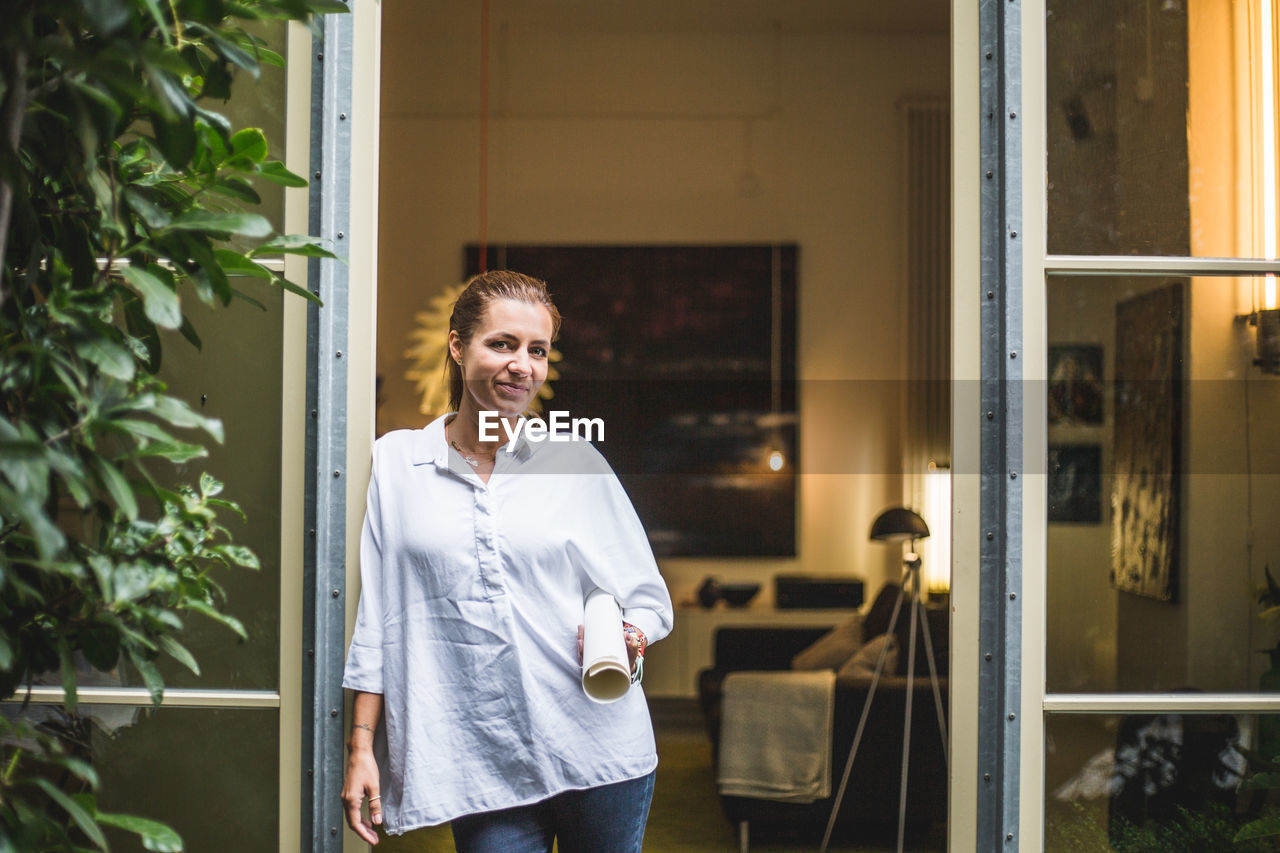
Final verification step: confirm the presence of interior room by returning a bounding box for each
[373,1,950,850]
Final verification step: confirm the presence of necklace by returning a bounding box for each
[450,438,489,468]
[447,424,497,468]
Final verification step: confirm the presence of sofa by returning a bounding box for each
[697,582,949,849]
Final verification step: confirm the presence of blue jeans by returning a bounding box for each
[450,770,656,853]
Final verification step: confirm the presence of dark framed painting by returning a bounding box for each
[466,244,798,557]
[1109,283,1183,603]
[1048,444,1102,524]
[1048,344,1104,425]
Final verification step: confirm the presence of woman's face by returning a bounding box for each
[449,298,554,418]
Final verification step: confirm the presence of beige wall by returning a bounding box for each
[377,2,949,600]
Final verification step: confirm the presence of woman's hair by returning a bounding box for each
[447,269,562,412]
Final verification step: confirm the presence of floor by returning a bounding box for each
[372,700,941,853]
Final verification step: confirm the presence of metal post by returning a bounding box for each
[302,5,353,850]
[978,0,1023,847]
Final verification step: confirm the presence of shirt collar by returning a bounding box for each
[411,413,536,467]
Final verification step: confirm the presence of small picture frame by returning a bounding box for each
[1048,344,1104,425]
[1048,443,1103,524]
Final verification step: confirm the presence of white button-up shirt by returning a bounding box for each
[342,414,674,834]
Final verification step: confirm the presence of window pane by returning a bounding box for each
[222,19,289,235]
[121,282,284,690]
[1045,275,1280,693]
[1046,712,1280,851]
[1046,0,1277,258]
[5,704,277,852]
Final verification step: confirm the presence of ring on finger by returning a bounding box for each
[368,795,381,802]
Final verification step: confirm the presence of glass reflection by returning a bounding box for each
[2,704,277,852]
[1047,0,1278,258]
[1046,275,1280,693]
[122,283,283,690]
[222,19,288,234]
[1046,712,1280,852]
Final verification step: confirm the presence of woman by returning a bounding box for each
[341,270,673,852]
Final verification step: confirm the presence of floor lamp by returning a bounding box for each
[819,508,949,853]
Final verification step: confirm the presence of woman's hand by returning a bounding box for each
[342,748,382,844]
[623,627,642,673]
[577,623,646,675]
[343,692,385,844]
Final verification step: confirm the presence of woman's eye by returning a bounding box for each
[490,340,509,350]
[531,346,547,357]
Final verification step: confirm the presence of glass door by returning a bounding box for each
[954,0,1280,848]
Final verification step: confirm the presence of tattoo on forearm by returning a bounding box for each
[353,723,373,735]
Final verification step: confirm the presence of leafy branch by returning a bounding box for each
[0,0,342,849]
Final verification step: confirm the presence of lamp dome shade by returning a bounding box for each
[869,507,930,542]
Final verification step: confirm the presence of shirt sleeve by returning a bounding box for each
[568,456,674,646]
[342,445,384,694]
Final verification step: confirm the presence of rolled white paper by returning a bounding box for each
[581,589,631,703]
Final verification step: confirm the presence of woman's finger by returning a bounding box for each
[368,787,383,827]
[342,793,377,844]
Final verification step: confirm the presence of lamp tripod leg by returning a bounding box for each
[915,590,949,764]
[896,582,920,853]
[819,581,909,853]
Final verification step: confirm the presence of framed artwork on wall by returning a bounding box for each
[465,244,798,557]
[1109,283,1183,603]
[1048,444,1102,524]
[1048,344,1104,425]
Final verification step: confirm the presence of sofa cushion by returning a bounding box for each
[836,632,899,679]
[790,613,864,671]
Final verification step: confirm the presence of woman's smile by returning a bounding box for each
[449,298,553,418]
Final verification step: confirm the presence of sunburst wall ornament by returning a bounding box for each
[404,282,560,419]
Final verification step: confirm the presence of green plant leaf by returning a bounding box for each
[122,293,163,373]
[151,396,224,443]
[33,780,106,850]
[169,211,272,237]
[90,455,138,520]
[105,419,178,444]
[137,0,170,41]
[229,128,268,163]
[256,160,308,187]
[57,638,79,712]
[212,249,274,280]
[178,315,202,350]
[125,647,165,705]
[255,47,285,68]
[0,482,67,559]
[123,187,172,229]
[78,0,132,35]
[59,757,101,790]
[209,177,261,204]
[271,276,322,304]
[150,112,197,168]
[1244,771,1280,789]
[121,266,182,330]
[252,234,340,259]
[135,441,208,463]
[198,472,223,498]
[95,812,184,852]
[157,636,199,676]
[216,545,259,569]
[148,69,194,121]
[182,599,247,640]
[1237,812,1280,841]
[74,336,136,381]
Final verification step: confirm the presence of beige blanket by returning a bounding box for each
[716,670,836,803]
